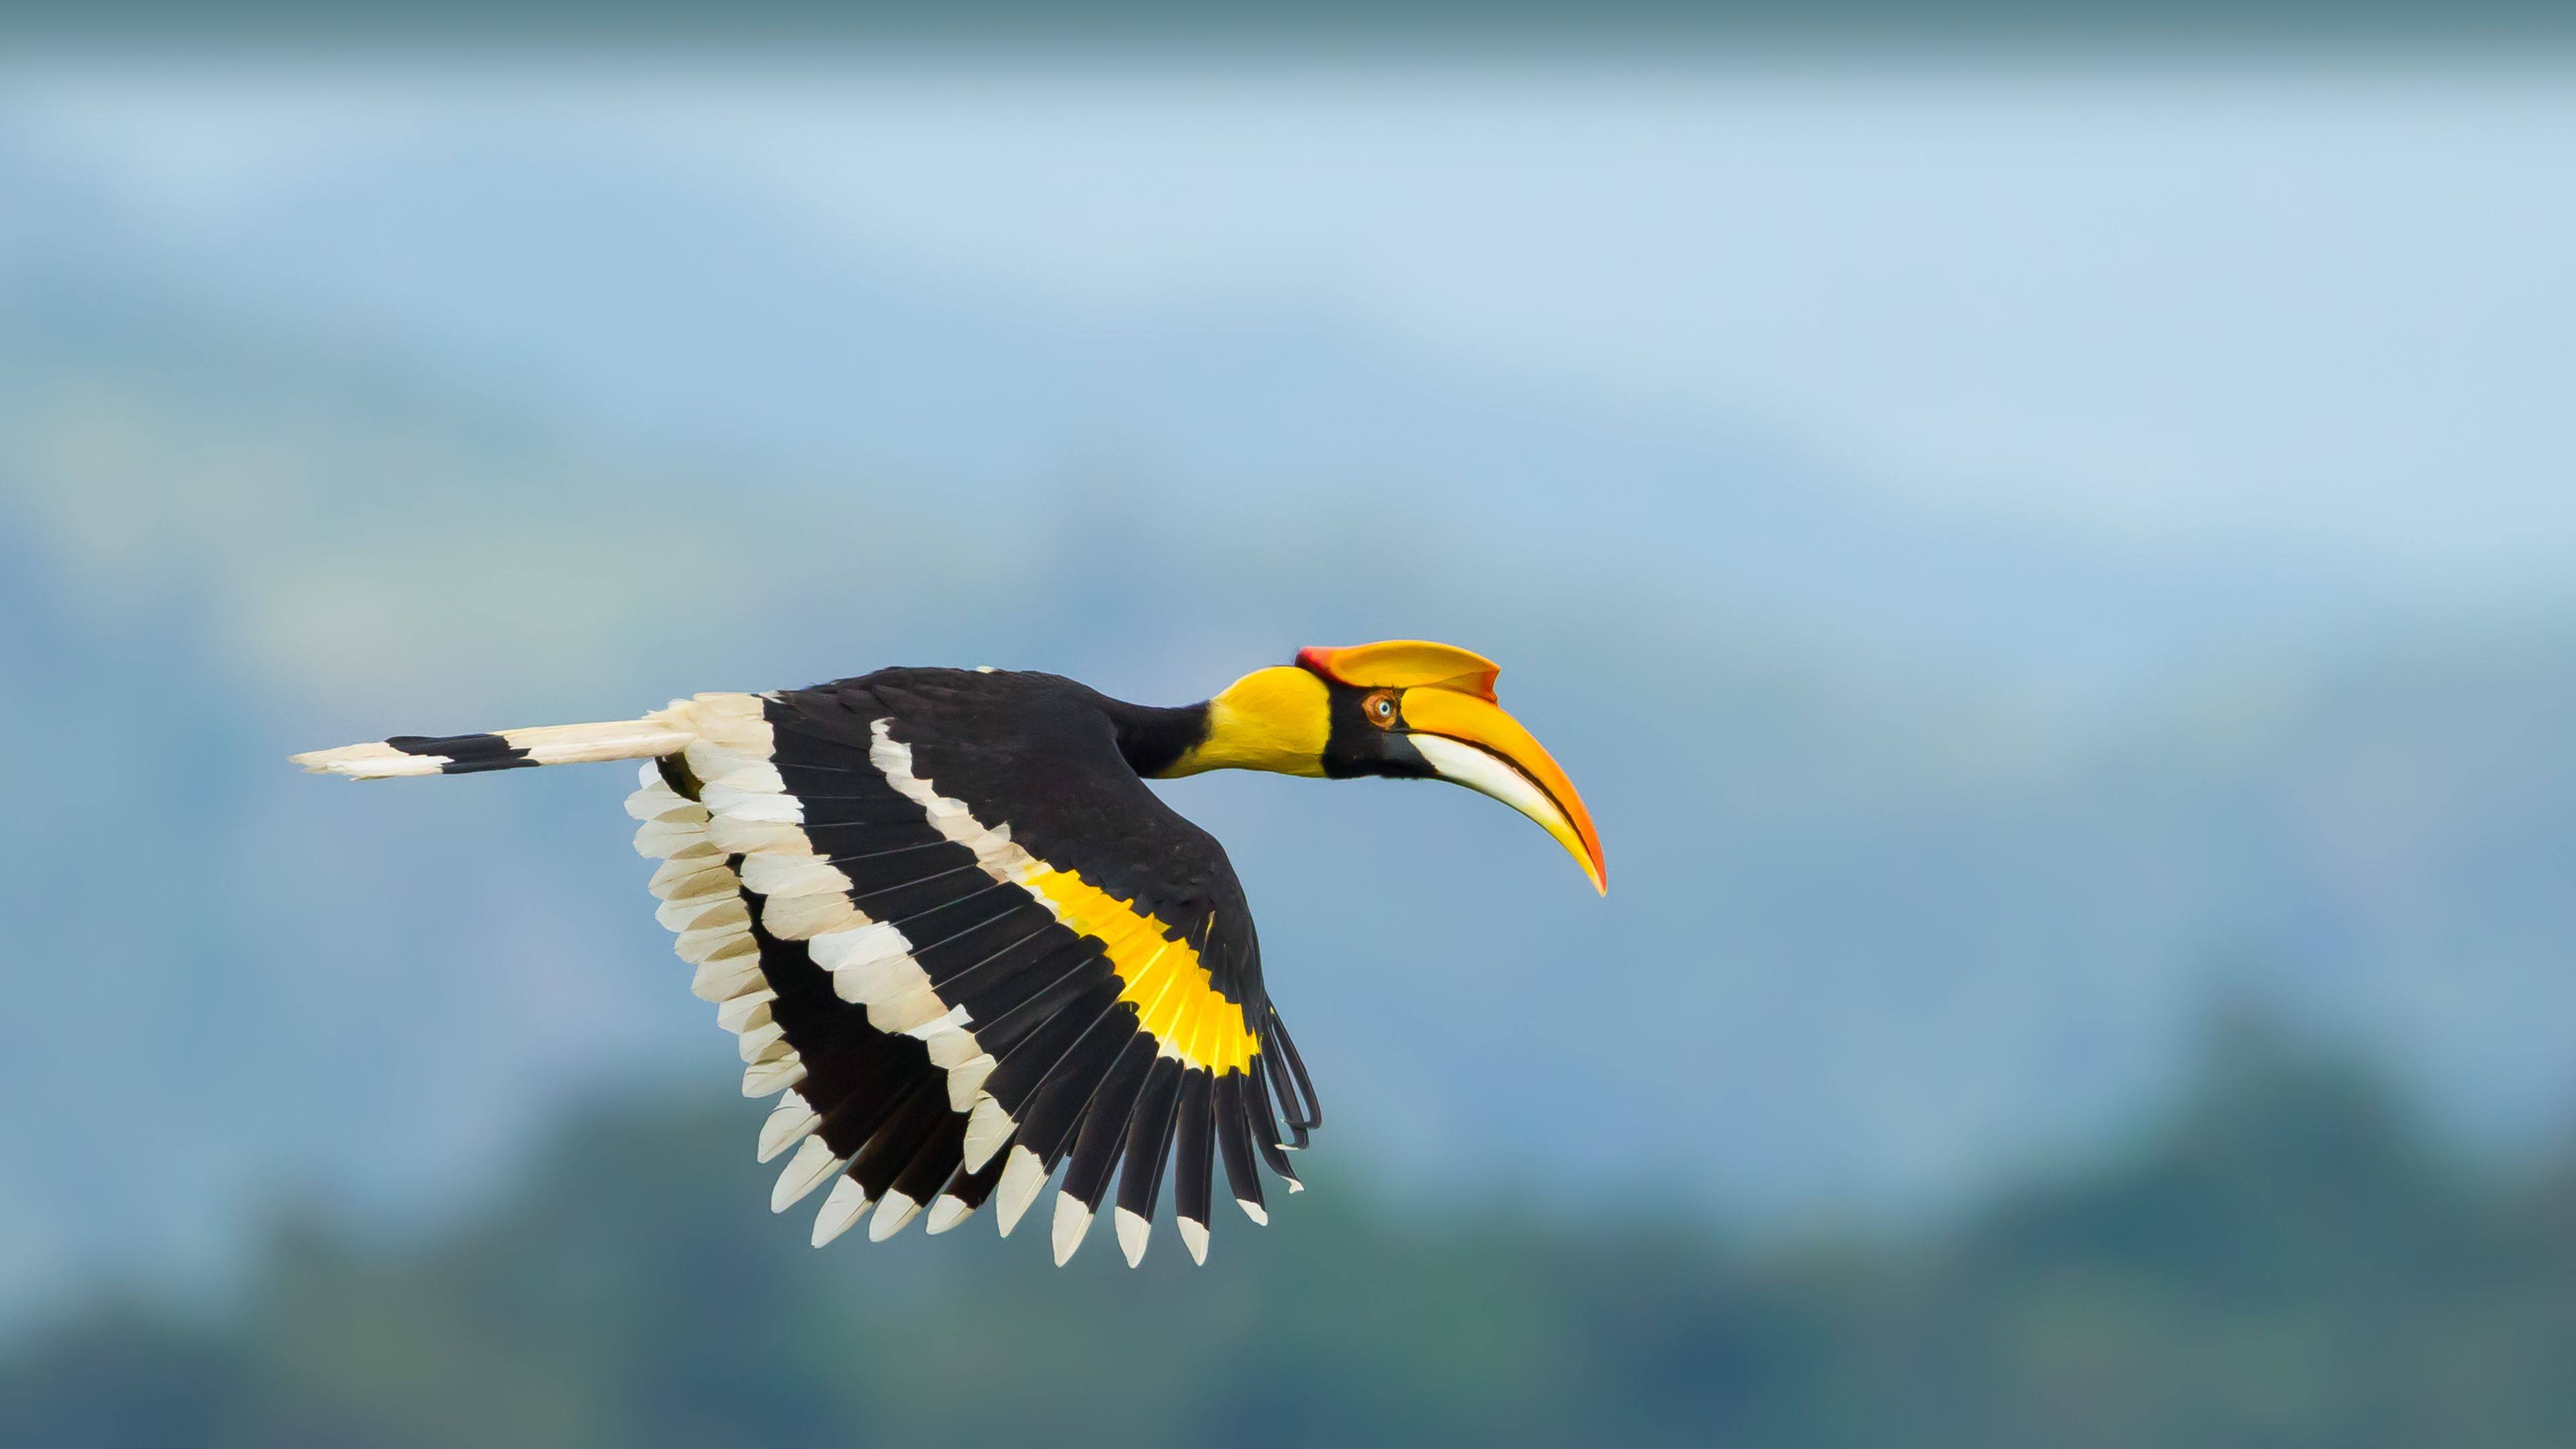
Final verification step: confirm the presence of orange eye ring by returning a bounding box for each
[1361,690,1401,729]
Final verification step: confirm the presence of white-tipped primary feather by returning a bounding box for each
[743,1053,806,1097]
[631,818,713,858]
[757,1092,820,1163]
[676,920,754,964]
[771,1137,843,1213]
[807,920,914,968]
[700,783,802,823]
[649,859,736,902]
[961,1098,1016,1173]
[924,1194,975,1235]
[698,929,759,963]
[691,956,765,1004]
[704,817,805,856]
[682,739,761,780]
[692,760,786,801]
[657,894,747,934]
[810,1176,870,1247]
[814,926,924,1003]
[624,787,697,822]
[1115,1207,1151,1267]
[714,991,776,1034]
[867,1191,923,1241]
[678,923,755,962]
[920,1030,980,1069]
[994,1146,1047,1236]
[698,749,783,791]
[1051,1193,1091,1266]
[902,1003,971,1040]
[865,987,954,1036]
[945,1055,998,1112]
[630,789,702,824]
[1179,1217,1210,1265]
[736,853,844,898]
[1238,1198,1268,1226]
[758,892,853,941]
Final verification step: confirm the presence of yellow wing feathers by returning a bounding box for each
[1018,865,1258,1076]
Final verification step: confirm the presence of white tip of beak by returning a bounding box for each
[1407,732,1602,893]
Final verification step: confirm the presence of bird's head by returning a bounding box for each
[1161,640,1605,894]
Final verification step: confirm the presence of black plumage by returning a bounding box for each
[695,669,1310,1257]
[1172,1069,1217,1245]
[1118,1057,1189,1227]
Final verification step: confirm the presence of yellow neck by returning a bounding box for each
[1163,665,1329,777]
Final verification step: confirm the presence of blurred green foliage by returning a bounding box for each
[4,1014,2573,1448]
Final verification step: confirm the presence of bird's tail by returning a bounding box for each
[290,698,733,780]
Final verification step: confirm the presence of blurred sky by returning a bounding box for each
[15,57,2576,614]
[2,38,2573,1314]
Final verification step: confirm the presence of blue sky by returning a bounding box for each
[13,56,2575,606]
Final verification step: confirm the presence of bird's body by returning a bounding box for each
[296,643,1600,1267]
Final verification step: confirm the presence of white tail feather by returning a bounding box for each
[291,699,745,780]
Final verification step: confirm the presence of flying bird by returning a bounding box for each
[294,641,1603,1267]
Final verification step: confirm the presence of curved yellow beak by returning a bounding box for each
[1395,686,1607,896]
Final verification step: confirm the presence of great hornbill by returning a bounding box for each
[295,641,1603,1267]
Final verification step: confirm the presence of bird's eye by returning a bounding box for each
[1362,690,1400,729]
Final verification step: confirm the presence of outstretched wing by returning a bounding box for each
[631,674,1317,1267]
